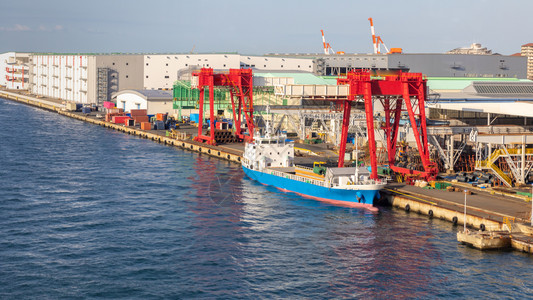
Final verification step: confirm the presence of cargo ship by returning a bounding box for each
[242,124,387,208]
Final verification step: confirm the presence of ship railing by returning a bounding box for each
[267,169,326,187]
[295,165,313,171]
[345,178,386,186]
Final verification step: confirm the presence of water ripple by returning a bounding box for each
[1,98,533,299]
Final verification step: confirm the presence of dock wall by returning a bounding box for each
[383,192,503,231]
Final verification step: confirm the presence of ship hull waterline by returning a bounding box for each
[243,166,381,211]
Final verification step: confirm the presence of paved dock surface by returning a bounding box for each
[387,183,531,223]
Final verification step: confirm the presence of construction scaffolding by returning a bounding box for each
[97,67,109,105]
[475,135,533,187]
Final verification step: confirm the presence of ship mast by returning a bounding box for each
[355,133,359,184]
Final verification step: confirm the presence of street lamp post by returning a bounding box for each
[464,190,467,232]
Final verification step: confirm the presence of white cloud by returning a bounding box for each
[14,24,30,31]
[0,24,31,32]
[2,24,64,32]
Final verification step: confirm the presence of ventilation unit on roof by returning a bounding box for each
[451,62,464,70]
[472,82,533,94]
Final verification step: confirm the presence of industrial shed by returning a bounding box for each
[114,89,174,115]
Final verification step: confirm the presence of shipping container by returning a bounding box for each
[65,102,77,111]
[156,113,167,122]
[154,121,166,130]
[103,101,115,109]
[108,108,124,114]
[216,122,229,130]
[133,115,149,124]
[190,113,200,123]
[141,122,152,130]
[130,109,148,116]
[112,116,131,124]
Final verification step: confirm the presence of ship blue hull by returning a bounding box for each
[243,166,381,207]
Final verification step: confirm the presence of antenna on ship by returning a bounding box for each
[355,133,359,184]
[265,104,272,138]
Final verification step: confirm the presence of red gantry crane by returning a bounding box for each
[337,70,437,181]
[192,68,254,145]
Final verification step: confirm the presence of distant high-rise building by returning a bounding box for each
[521,43,533,80]
[447,43,492,55]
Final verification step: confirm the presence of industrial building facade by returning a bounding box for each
[143,54,313,90]
[269,53,527,78]
[29,54,144,104]
[25,53,314,104]
[0,52,30,90]
[1,51,525,104]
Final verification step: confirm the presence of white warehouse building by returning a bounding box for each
[29,53,144,104]
[0,52,30,90]
[26,52,314,104]
[143,53,314,90]
[114,89,174,115]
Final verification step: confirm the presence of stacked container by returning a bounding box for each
[130,109,149,124]
[141,122,152,130]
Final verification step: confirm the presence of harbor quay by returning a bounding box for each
[3,88,533,254]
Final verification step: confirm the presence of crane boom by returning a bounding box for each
[320,30,329,55]
[320,29,346,55]
[376,36,389,54]
[368,17,402,54]
[368,18,378,54]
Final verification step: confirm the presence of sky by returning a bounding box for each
[1,0,531,55]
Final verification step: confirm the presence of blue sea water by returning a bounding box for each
[0,97,532,299]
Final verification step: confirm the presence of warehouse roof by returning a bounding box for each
[427,77,527,91]
[113,89,173,101]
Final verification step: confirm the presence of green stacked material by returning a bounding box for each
[304,138,322,144]
[516,191,532,198]
[172,80,227,109]
[313,166,326,176]
[378,166,392,176]
[352,160,364,167]
[172,81,278,111]
[435,182,452,190]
